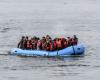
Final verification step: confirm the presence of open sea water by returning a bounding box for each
[0,0,100,80]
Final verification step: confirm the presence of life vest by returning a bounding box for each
[56,40,62,49]
[26,40,31,49]
[41,42,46,50]
[37,40,42,47]
[31,42,36,49]
[46,46,50,51]
[43,42,50,51]
[64,41,67,48]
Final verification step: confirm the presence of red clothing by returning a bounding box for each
[68,38,71,46]
[56,40,62,49]
[72,38,77,45]
[46,46,50,51]
[26,40,31,49]
[64,41,67,48]
[50,42,54,51]
[37,40,42,47]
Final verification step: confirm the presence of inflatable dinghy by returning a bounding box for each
[10,44,85,57]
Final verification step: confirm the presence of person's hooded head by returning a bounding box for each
[73,35,77,39]
[26,36,28,39]
[22,36,25,39]
[67,37,70,39]
[46,35,51,39]
[42,36,45,39]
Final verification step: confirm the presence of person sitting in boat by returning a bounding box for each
[26,37,32,49]
[56,38,62,50]
[46,35,51,40]
[17,36,26,49]
[30,36,39,50]
[49,39,55,51]
[30,38,35,50]
[42,36,50,51]
[69,35,78,46]
[73,35,78,45]
[61,38,68,48]
[41,35,53,51]
[34,37,39,49]
[53,39,57,51]
[41,36,46,50]
[24,36,29,49]
[67,37,72,46]
[44,40,50,51]
[37,40,42,50]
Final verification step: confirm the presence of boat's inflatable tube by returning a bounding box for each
[10,44,85,57]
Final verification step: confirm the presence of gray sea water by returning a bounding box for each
[0,0,100,80]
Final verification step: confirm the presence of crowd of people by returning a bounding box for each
[17,35,78,51]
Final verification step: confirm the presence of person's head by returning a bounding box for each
[67,37,70,39]
[46,35,51,39]
[42,36,45,39]
[46,35,49,37]
[26,36,28,39]
[36,37,40,40]
[73,35,77,38]
[42,37,45,42]
[22,36,25,39]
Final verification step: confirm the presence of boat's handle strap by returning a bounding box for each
[72,46,76,55]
